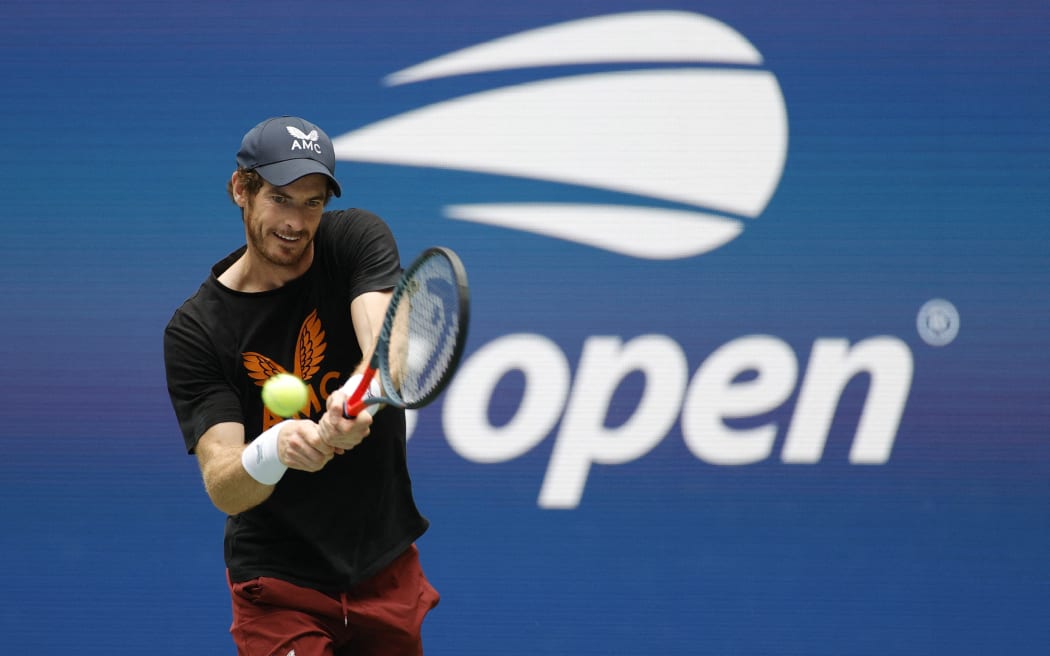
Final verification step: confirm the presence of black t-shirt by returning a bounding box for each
[163,209,428,592]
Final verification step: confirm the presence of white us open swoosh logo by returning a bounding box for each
[332,11,788,260]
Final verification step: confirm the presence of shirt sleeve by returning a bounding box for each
[163,307,244,453]
[319,209,403,300]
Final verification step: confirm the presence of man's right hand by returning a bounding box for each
[277,419,340,472]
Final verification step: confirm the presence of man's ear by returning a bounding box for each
[230,170,248,208]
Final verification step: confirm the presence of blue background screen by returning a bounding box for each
[1,1,1046,653]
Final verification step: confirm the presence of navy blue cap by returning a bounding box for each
[236,116,342,197]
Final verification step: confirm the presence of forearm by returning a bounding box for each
[350,290,392,364]
[194,411,368,515]
[196,423,275,515]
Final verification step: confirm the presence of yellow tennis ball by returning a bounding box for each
[261,373,309,417]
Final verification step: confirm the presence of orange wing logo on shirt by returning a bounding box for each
[242,309,328,384]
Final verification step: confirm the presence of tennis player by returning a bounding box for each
[163,116,439,655]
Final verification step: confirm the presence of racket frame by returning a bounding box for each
[343,246,470,418]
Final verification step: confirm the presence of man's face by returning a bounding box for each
[236,173,329,269]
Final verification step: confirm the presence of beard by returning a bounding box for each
[244,203,314,268]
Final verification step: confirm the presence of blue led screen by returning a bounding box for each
[0,1,1047,653]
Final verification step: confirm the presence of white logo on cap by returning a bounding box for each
[287,126,322,154]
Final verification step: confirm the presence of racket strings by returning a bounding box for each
[383,257,462,405]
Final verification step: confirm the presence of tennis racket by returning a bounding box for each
[343,246,470,418]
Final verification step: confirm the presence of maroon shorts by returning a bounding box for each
[228,545,440,656]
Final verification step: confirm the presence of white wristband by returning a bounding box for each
[340,373,383,417]
[241,421,289,485]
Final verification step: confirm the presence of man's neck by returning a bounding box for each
[217,247,313,293]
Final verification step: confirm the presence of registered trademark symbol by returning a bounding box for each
[916,299,960,347]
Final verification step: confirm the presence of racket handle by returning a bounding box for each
[342,369,377,419]
[345,399,369,418]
